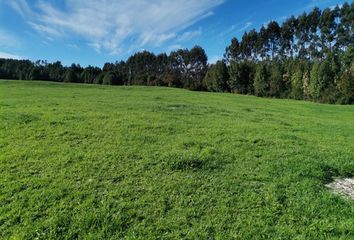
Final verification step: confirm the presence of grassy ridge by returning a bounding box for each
[0,80,354,239]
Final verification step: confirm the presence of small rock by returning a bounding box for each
[326,178,354,200]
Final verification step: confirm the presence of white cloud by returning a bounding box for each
[238,21,253,33]
[8,0,33,18]
[0,29,21,47]
[10,0,224,54]
[177,28,203,42]
[167,44,183,53]
[66,43,80,50]
[218,24,238,38]
[139,32,177,47]
[0,51,24,59]
[219,21,252,37]
[217,13,255,38]
[302,0,336,11]
[28,22,62,37]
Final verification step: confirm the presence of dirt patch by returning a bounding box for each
[326,178,354,200]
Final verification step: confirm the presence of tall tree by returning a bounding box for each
[267,21,281,59]
[257,26,269,59]
[228,61,254,94]
[268,61,284,97]
[203,61,229,92]
[224,38,241,63]
[296,12,310,59]
[64,69,78,83]
[184,46,208,90]
[320,8,337,54]
[337,62,354,104]
[254,62,269,97]
[307,7,321,59]
[280,16,297,58]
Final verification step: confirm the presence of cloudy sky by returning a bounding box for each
[0,0,348,66]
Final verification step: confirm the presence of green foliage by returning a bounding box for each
[268,61,284,97]
[102,71,114,85]
[224,38,241,62]
[254,63,268,97]
[102,71,124,85]
[309,59,336,102]
[93,72,104,85]
[203,61,229,92]
[337,62,354,104]
[290,68,304,99]
[1,81,354,239]
[342,43,354,68]
[228,61,254,94]
[162,72,181,88]
[81,66,101,84]
[222,3,353,104]
[266,21,281,59]
[28,67,41,80]
[63,69,78,83]
[181,46,208,90]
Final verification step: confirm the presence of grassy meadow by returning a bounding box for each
[0,80,354,239]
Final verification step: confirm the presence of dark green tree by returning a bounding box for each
[320,8,336,54]
[228,61,254,94]
[336,62,354,103]
[203,61,229,92]
[254,62,269,97]
[28,67,41,80]
[102,71,124,85]
[64,69,78,83]
[224,38,241,63]
[280,16,297,58]
[267,21,281,59]
[257,26,268,59]
[268,61,284,97]
[307,7,321,59]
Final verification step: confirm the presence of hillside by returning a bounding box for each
[0,80,354,239]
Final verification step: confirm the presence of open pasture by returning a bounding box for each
[0,80,354,239]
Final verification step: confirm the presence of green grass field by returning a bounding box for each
[1,80,354,239]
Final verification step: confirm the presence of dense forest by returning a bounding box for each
[1,3,353,104]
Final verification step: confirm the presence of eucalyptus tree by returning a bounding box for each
[203,60,229,92]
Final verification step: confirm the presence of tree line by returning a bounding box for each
[212,2,354,104]
[0,2,353,103]
[0,46,208,90]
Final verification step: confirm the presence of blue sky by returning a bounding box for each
[0,0,350,67]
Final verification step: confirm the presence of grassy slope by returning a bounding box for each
[0,80,354,239]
